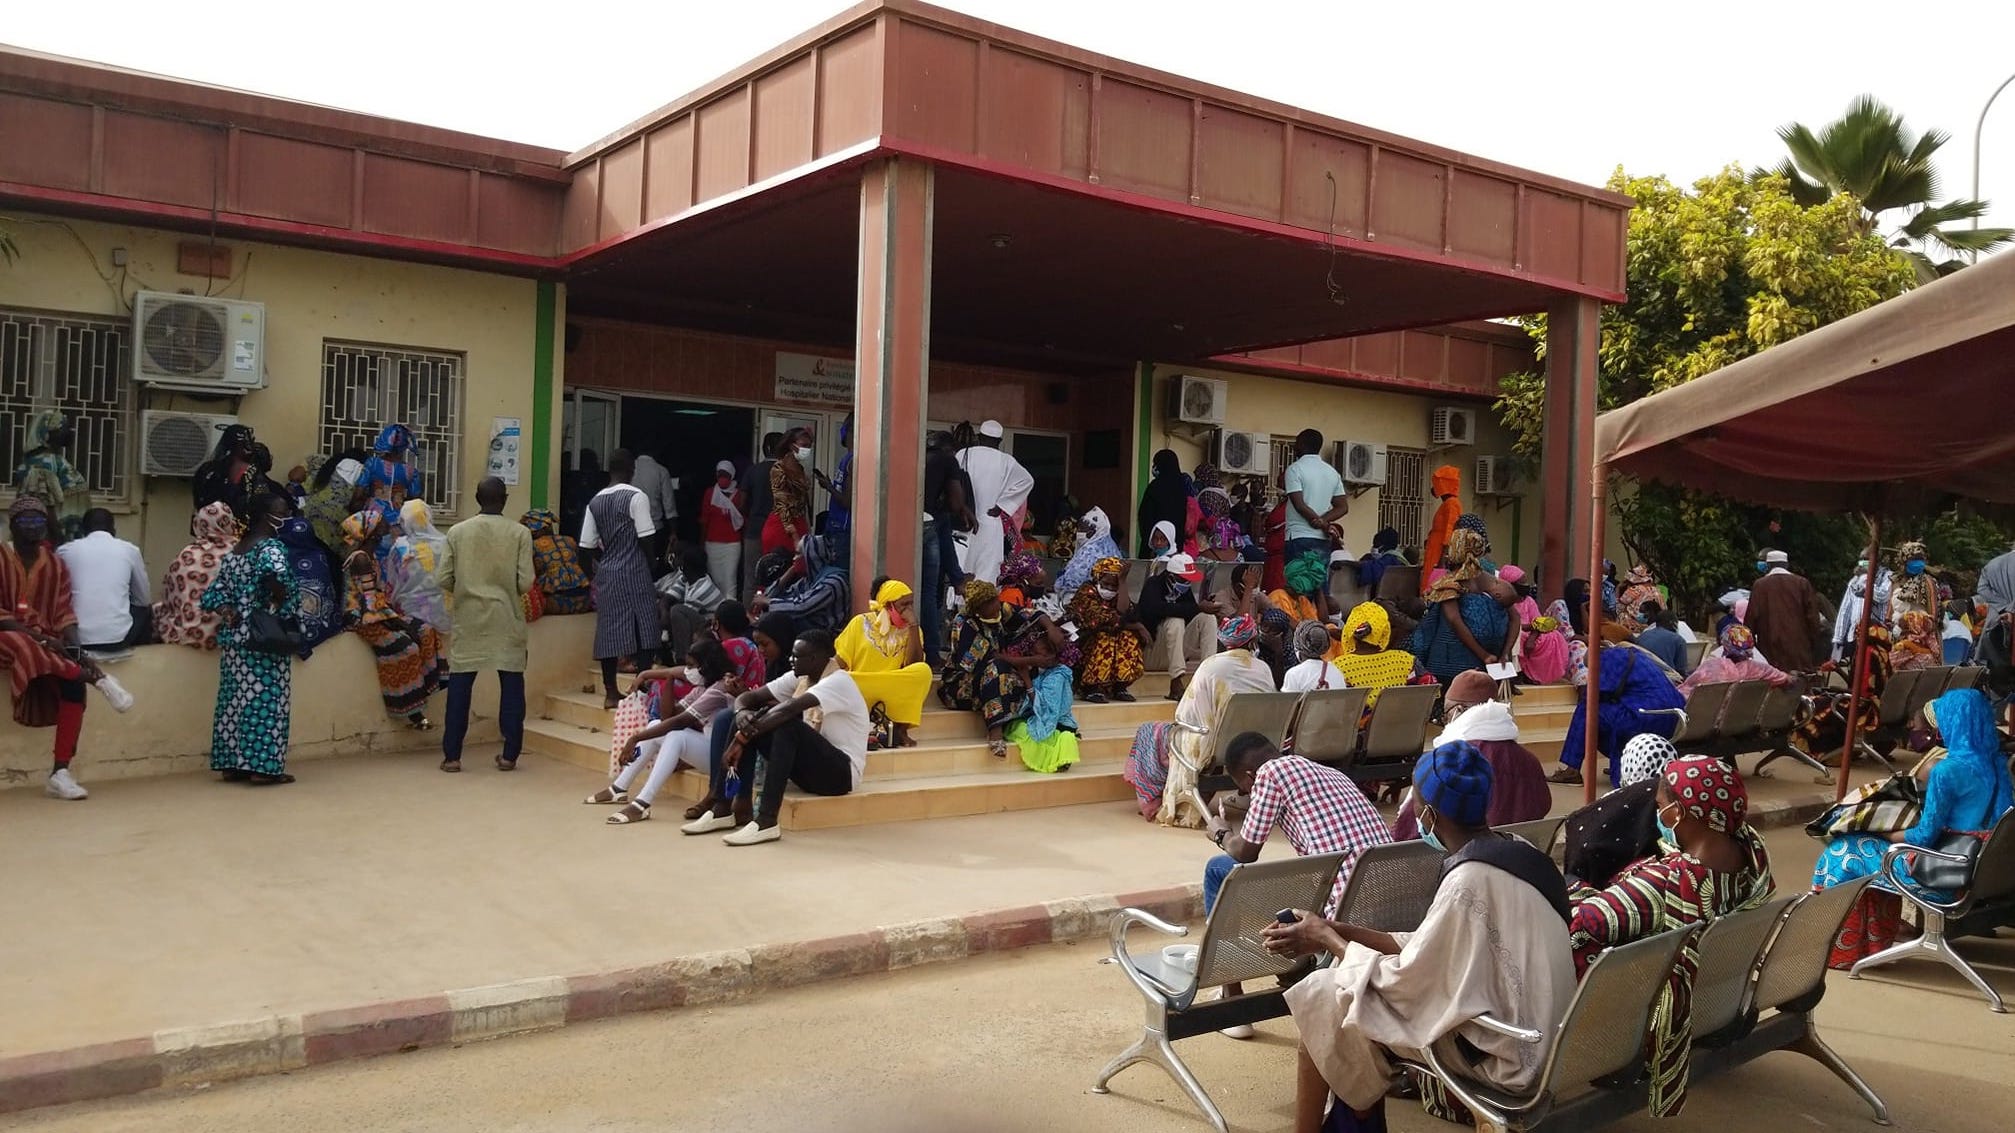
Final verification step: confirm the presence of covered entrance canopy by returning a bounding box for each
[561,0,1631,600]
[1586,248,2015,801]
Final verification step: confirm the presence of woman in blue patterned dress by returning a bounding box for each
[202,489,301,784]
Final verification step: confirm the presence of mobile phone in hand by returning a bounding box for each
[1275,909,1299,925]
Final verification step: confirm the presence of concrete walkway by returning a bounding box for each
[0,748,1876,1073]
[17,836,2015,1132]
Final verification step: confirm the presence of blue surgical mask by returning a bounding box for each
[1755,561,1768,574]
[1906,558,1926,576]
[1167,580,1191,597]
[1420,808,1446,853]
[1655,804,1679,848]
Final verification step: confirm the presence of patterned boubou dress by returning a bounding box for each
[201,536,301,776]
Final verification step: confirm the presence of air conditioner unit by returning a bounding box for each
[1334,439,1388,486]
[141,410,238,477]
[1429,406,1476,447]
[1211,429,1270,477]
[1168,373,1228,427]
[130,291,266,391]
[1476,455,1520,495]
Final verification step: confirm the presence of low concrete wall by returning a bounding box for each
[0,615,596,789]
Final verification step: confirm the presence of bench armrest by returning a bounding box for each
[1640,706,1688,732]
[1466,1013,1545,1043]
[1877,841,1971,913]
[1109,908,1190,1000]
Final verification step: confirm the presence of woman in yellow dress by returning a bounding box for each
[835,577,932,748]
[1335,601,1418,708]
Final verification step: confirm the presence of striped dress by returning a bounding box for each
[344,549,447,719]
[584,487,660,660]
[1566,829,1773,1117]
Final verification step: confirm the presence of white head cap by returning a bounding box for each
[978,420,1005,439]
[333,458,364,488]
[1765,550,1789,564]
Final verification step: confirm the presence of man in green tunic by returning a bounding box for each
[439,477,535,772]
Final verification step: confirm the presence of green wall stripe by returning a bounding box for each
[530,280,556,510]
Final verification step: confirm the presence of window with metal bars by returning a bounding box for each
[1378,446,1427,550]
[0,307,134,504]
[319,341,465,517]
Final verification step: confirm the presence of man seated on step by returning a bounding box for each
[682,628,869,846]
[1199,731,1394,1038]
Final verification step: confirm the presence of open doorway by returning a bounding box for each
[620,397,759,546]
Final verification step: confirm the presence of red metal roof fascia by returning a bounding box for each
[880,0,1634,210]
[0,47,570,181]
[0,181,563,276]
[564,1,887,165]
[885,139,1628,305]
[1203,353,1507,403]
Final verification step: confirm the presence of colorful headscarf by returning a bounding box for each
[341,509,385,549]
[24,410,68,450]
[1720,623,1756,661]
[1093,556,1124,581]
[1258,606,1294,637]
[1424,527,1487,603]
[1893,610,1941,662]
[1660,755,1748,835]
[1415,740,1494,827]
[1896,540,1928,563]
[962,579,999,608]
[1055,507,1121,600]
[1217,614,1259,650]
[8,495,48,520]
[373,423,415,456]
[998,550,1042,591]
[1454,512,1490,548]
[1192,463,1223,492]
[1343,601,1392,650]
[1284,549,1328,596]
[1198,485,1232,518]
[1619,734,1678,786]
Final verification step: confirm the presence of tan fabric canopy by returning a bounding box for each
[1594,248,2015,511]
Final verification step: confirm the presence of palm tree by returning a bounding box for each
[1774,95,2014,279]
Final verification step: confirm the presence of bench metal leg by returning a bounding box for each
[1854,740,1900,774]
[1849,914,2008,1013]
[1754,743,1831,780]
[1092,1020,1229,1133]
[1784,1018,1892,1125]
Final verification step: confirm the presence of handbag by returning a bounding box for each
[244,607,306,656]
[523,582,546,623]
[1909,830,1988,890]
[1805,771,1924,838]
[607,689,653,776]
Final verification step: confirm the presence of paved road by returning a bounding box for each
[18,832,2015,1133]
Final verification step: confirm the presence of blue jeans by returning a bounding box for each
[922,517,958,663]
[1203,853,1238,914]
[1284,536,1330,565]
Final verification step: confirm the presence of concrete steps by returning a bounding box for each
[1510,683,1579,763]
[527,670,1165,830]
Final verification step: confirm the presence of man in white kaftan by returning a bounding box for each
[954,419,1034,586]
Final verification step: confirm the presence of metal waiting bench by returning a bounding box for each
[1852,809,2015,1011]
[1399,876,1890,1129]
[1330,839,1445,933]
[1290,686,1370,766]
[1344,683,1439,785]
[1094,852,1349,1133]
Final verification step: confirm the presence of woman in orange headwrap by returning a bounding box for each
[1420,464,1462,595]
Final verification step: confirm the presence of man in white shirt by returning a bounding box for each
[630,451,679,575]
[682,628,868,846]
[1282,428,1347,564]
[55,509,150,657]
[955,420,1035,586]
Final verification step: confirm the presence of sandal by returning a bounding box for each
[584,786,628,805]
[1113,689,1137,703]
[1083,692,1109,705]
[495,755,517,771]
[1546,766,1583,784]
[607,801,652,825]
[407,716,434,731]
[247,773,296,786]
[439,759,462,773]
[988,739,1009,759]
[220,769,249,782]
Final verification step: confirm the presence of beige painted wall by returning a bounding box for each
[0,212,542,574]
[1141,362,1539,571]
[0,614,594,789]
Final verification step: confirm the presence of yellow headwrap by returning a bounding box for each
[871,579,913,611]
[1343,601,1391,651]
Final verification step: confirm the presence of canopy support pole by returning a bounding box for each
[1836,516,1883,801]
[1583,461,1608,804]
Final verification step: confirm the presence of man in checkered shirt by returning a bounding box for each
[1201,731,1392,1038]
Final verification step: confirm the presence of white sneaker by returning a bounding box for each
[1214,988,1254,1039]
[46,768,88,800]
[92,673,134,713]
[722,821,782,846]
[680,811,738,835]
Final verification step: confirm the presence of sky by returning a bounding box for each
[10,0,2015,238]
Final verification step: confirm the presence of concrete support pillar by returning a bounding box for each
[848,157,934,613]
[1538,296,1601,600]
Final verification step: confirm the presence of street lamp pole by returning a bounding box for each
[1973,69,2015,245]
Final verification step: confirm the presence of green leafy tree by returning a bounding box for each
[1774,95,2015,280]
[1497,167,1917,616]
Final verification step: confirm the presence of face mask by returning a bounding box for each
[1755,561,1768,574]
[977,613,1002,625]
[795,446,814,462]
[1420,809,1446,853]
[1906,558,1926,575]
[1656,804,1680,848]
[887,605,908,628]
[1167,580,1191,597]
[717,475,733,488]
[1095,585,1117,600]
